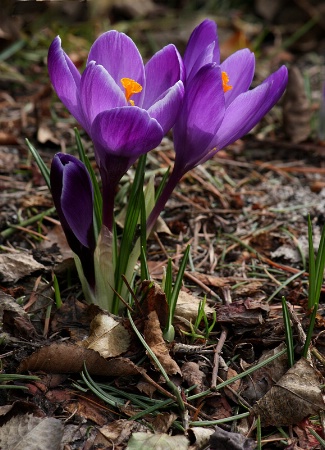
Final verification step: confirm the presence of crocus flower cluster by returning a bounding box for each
[147,19,288,231]
[48,31,184,230]
[48,20,288,308]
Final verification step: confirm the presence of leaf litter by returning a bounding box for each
[0,1,325,449]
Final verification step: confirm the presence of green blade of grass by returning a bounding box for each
[281,297,294,367]
[26,139,51,189]
[113,155,147,312]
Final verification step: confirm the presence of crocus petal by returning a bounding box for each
[183,19,220,76]
[173,64,225,172]
[143,44,185,109]
[48,37,86,130]
[87,31,145,106]
[51,153,94,250]
[221,49,255,108]
[212,65,288,150]
[147,80,184,134]
[79,61,126,132]
[91,107,163,161]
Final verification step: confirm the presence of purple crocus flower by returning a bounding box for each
[48,31,184,229]
[50,153,95,289]
[147,20,288,231]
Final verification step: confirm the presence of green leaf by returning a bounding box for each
[281,297,294,367]
[26,139,50,189]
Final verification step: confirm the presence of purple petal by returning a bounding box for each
[212,65,288,150]
[147,80,184,134]
[91,106,163,162]
[48,37,87,130]
[143,44,185,109]
[221,49,255,108]
[173,64,225,172]
[183,19,220,76]
[51,153,94,250]
[88,31,145,106]
[79,62,126,132]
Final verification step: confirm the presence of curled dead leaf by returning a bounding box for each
[144,311,181,376]
[17,342,142,377]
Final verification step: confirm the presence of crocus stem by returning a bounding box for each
[102,185,116,232]
[146,167,182,234]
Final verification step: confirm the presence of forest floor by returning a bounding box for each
[0,1,325,449]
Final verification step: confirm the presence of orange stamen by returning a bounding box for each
[121,77,143,105]
[222,71,232,92]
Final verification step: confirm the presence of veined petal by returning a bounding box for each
[173,64,225,171]
[80,61,126,131]
[143,44,185,109]
[51,153,94,250]
[91,107,163,161]
[147,80,184,134]
[187,41,216,81]
[183,19,220,75]
[48,37,86,130]
[213,65,288,150]
[88,31,145,106]
[221,49,255,108]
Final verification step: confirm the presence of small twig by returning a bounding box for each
[211,327,228,389]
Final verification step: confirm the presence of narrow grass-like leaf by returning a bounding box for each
[308,215,316,309]
[281,297,294,367]
[140,187,149,281]
[74,128,102,239]
[1,206,56,240]
[308,427,325,447]
[53,274,62,309]
[26,139,50,189]
[303,304,318,358]
[164,258,173,303]
[113,155,146,313]
[304,219,325,356]
[155,167,170,202]
[127,309,185,412]
[164,245,190,340]
[187,346,287,401]
[189,411,250,427]
[256,415,262,450]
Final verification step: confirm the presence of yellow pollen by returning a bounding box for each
[121,77,143,105]
[222,71,232,92]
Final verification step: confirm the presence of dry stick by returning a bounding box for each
[211,327,228,389]
[286,301,311,361]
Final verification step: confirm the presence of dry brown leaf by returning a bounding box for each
[0,253,45,283]
[181,361,206,394]
[140,281,169,328]
[0,414,63,450]
[253,357,325,426]
[216,300,266,326]
[187,427,215,449]
[17,342,142,377]
[242,343,288,403]
[98,420,147,448]
[126,432,189,449]
[174,290,215,323]
[82,312,130,358]
[151,412,177,433]
[144,311,181,376]
[209,426,256,450]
